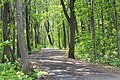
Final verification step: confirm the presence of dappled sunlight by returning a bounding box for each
[55,74,73,77]
[49,56,64,59]
[52,69,67,72]
[39,59,64,63]
[75,68,85,71]
[65,61,74,64]
[30,48,120,80]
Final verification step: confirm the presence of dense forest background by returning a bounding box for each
[0,0,120,77]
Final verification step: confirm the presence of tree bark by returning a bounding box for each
[2,1,15,62]
[92,0,97,61]
[61,0,76,59]
[34,22,38,48]
[58,27,61,49]
[25,0,31,51]
[101,0,105,55]
[63,20,66,49]
[2,2,10,62]
[16,0,31,73]
[114,0,120,57]
[44,21,54,46]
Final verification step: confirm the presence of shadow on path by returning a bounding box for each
[30,48,120,80]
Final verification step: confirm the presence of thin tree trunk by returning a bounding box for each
[58,27,61,49]
[30,21,34,47]
[12,24,15,53]
[11,3,16,53]
[75,17,79,34]
[34,22,38,48]
[63,20,66,49]
[37,25,40,44]
[44,21,53,46]
[101,0,105,55]
[25,0,31,51]
[92,0,97,61]
[17,35,20,58]
[114,0,120,57]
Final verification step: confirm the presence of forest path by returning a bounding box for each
[30,48,120,80]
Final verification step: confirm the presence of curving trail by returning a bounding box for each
[30,48,120,80]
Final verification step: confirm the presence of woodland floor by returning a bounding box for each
[30,48,120,80]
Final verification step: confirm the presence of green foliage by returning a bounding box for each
[75,29,120,67]
[28,45,42,54]
[0,0,120,75]
[0,62,47,80]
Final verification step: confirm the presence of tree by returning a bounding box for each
[25,0,31,51]
[2,1,15,62]
[63,20,66,49]
[61,0,76,59]
[101,0,105,55]
[113,0,120,57]
[44,21,54,46]
[16,0,31,73]
[91,0,96,61]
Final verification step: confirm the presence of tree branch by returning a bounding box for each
[60,0,70,22]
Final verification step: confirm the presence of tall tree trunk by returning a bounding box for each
[68,0,76,59]
[25,0,31,51]
[2,2,10,62]
[61,0,76,59]
[30,21,34,47]
[101,0,105,55]
[92,0,97,61]
[114,0,120,57]
[63,20,66,49]
[11,3,16,54]
[16,0,31,73]
[12,21,16,53]
[34,22,38,48]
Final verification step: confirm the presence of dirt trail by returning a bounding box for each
[30,48,120,80]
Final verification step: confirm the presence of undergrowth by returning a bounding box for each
[0,62,47,80]
[75,32,120,68]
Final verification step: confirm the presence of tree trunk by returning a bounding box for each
[44,21,54,46]
[37,25,40,44]
[30,21,34,47]
[11,3,16,54]
[58,27,61,49]
[92,0,97,61]
[2,1,15,62]
[101,0,105,55]
[16,0,31,73]
[69,22,75,59]
[17,35,21,58]
[61,0,76,59]
[63,20,66,49]
[114,0,120,57]
[25,0,31,51]
[34,22,38,48]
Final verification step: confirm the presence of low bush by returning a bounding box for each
[0,62,47,80]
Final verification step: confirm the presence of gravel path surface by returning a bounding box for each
[30,48,120,80]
